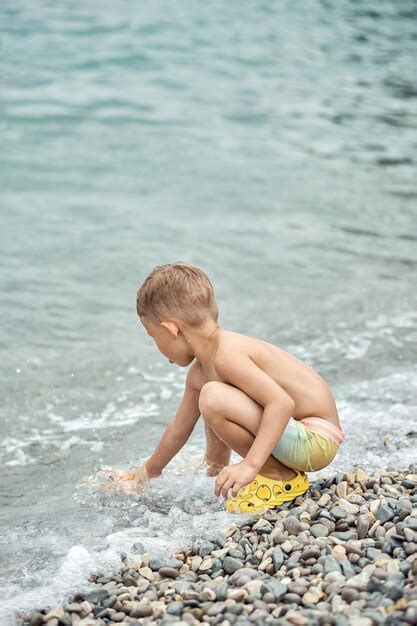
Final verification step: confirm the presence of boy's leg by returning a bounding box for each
[204,422,232,476]
[199,381,297,481]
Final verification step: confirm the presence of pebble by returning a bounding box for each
[199,541,216,557]
[130,603,154,618]
[345,571,370,590]
[166,601,184,615]
[19,465,416,626]
[336,481,348,497]
[332,530,358,541]
[159,567,180,579]
[332,545,346,561]
[357,514,371,539]
[222,557,242,574]
[84,589,108,604]
[310,523,329,538]
[198,558,213,572]
[285,609,309,624]
[318,493,331,507]
[338,498,360,515]
[282,516,302,536]
[272,546,284,571]
[376,505,395,524]
[324,555,342,574]
[301,547,321,561]
[280,539,293,553]
[342,587,360,605]
[261,580,287,601]
[190,555,202,571]
[44,606,65,622]
[331,506,348,520]
[301,586,322,604]
[139,566,155,582]
[284,592,301,604]
[149,557,165,570]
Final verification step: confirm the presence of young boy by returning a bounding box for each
[117,262,346,513]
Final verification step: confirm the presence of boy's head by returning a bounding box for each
[136,262,218,366]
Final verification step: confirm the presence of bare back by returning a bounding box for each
[191,329,342,429]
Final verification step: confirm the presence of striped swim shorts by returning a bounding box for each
[271,416,346,472]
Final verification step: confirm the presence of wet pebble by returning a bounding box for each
[130,603,154,618]
[376,505,395,524]
[283,516,302,536]
[323,555,342,574]
[331,506,347,520]
[223,556,243,574]
[272,546,284,571]
[310,523,329,538]
[159,567,180,579]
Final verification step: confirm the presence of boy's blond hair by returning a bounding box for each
[137,262,218,327]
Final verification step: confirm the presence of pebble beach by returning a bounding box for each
[21,466,417,626]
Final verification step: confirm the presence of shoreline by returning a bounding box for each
[20,466,416,626]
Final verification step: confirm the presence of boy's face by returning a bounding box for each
[141,316,195,367]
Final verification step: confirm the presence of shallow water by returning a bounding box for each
[1,1,416,622]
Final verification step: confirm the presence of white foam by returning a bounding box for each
[57,401,160,432]
[287,309,417,363]
[2,432,104,466]
[0,451,243,626]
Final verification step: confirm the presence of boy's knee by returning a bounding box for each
[199,381,223,418]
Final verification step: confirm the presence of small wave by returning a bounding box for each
[288,309,417,364]
[1,433,104,467]
[0,450,241,625]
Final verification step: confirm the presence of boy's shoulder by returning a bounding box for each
[186,330,256,390]
[215,329,259,358]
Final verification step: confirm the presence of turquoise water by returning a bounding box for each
[1,1,416,622]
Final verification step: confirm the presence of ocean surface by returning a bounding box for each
[1,1,416,622]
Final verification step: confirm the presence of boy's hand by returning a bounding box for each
[111,463,160,492]
[132,464,153,486]
[214,461,258,499]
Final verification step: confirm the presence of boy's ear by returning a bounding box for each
[160,320,179,338]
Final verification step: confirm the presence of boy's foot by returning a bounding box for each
[225,469,309,514]
[261,468,298,481]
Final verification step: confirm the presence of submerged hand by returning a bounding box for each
[110,469,139,493]
[111,469,135,481]
[214,461,258,499]
[111,463,158,493]
[132,465,152,488]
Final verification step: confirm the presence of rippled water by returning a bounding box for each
[1,1,416,623]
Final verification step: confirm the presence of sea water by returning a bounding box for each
[0,1,416,622]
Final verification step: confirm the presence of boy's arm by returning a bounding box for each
[145,363,202,477]
[214,348,295,476]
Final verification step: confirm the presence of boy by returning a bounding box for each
[117,262,346,513]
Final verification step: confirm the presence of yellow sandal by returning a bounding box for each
[225,469,310,514]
